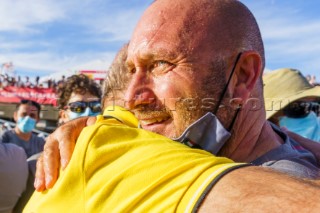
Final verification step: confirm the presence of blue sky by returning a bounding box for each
[0,0,319,82]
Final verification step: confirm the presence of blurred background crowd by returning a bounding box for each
[0,73,104,91]
[0,68,319,137]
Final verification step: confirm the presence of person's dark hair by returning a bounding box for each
[58,74,102,109]
[16,99,41,116]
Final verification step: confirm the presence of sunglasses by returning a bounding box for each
[67,101,102,113]
[283,101,320,118]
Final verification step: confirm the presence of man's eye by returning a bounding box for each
[154,61,168,67]
[151,61,175,76]
[128,67,136,74]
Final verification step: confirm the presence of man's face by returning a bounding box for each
[125,1,230,138]
[60,91,101,123]
[15,104,39,122]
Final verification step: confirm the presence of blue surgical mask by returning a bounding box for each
[68,107,101,120]
[279,111,320,142]
[17,116,36,133]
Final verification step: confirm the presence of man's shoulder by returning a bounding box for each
[0,143,27,162]
[260,159,320,179]
[253,124,320,179]
[0,129,15,142]
[0,143,28,213]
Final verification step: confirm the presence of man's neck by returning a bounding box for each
[218,110,283,162]
[14,127,32,141]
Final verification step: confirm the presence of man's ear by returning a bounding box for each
[35,115,40,123]
[232,51,262,103]
[13,111,18,122]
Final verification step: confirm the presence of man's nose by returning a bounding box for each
[125,68,156,110]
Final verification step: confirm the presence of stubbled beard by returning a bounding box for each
[170,61,229,137]
[132,58,233,138]
[173,97,205,137]
[132,99,203,138]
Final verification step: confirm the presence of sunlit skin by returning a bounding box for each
[13,104,39,141]
[125,0,283,163]
[35,0,286,190]
[125,2,235,139]
[60,91,100,123]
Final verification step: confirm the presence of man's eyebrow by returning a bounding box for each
[126,49,179,65]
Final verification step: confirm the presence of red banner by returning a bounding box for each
[0,86,57,106]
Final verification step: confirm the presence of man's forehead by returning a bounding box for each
[127,38,182,63]
[19,104,38,111]
[128,0,224,63]
[128,0,188,53]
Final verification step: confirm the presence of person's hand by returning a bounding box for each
[34,116,96,191]
[282,128,320,164]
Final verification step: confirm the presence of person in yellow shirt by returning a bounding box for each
[30,39,320,212]
[24,106,247,212]
[25,105,320,212]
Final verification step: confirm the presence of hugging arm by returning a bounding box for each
[283,129,320,163]
[34,116,96,191]
[199,166,320,212]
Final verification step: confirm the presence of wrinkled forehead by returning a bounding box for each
[127,0,225,64]
[129,16,179,58]
[127,0,197,60]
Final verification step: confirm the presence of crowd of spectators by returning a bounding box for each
[0,74,67,91]
[306,74,320,86]
[0,73,105,92]
[1,72,318,92]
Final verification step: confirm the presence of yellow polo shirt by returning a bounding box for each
[24,106,247,213]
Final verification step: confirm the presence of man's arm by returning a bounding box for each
[34,116,96,191]
[199,166,320,212]
[284,130,320,163]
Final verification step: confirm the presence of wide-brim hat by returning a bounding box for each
[263,68,320,119]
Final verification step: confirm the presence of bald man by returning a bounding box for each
[124,0,319,176]
[30,0,320,211]
[38,0,318,181]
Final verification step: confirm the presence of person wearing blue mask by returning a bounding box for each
[279,101,320,142]
[264,68,320,142]
[0,99,45,158]
[57,74,102,125]
[0,99,45,212]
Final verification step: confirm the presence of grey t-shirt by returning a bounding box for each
[0,130,45,158]
[252,124,320,179]
[175,113,320,179]
[0,143,28,213]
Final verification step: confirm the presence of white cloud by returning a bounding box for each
[261,18,320,74]
[0,0,67,33]
[73,1,151,42]
[243,0,320,79]
[0,39,52,50]
[86,9,144,42]
[0,50,116,75]
[0,0,142,76]
[0,0,151,77]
